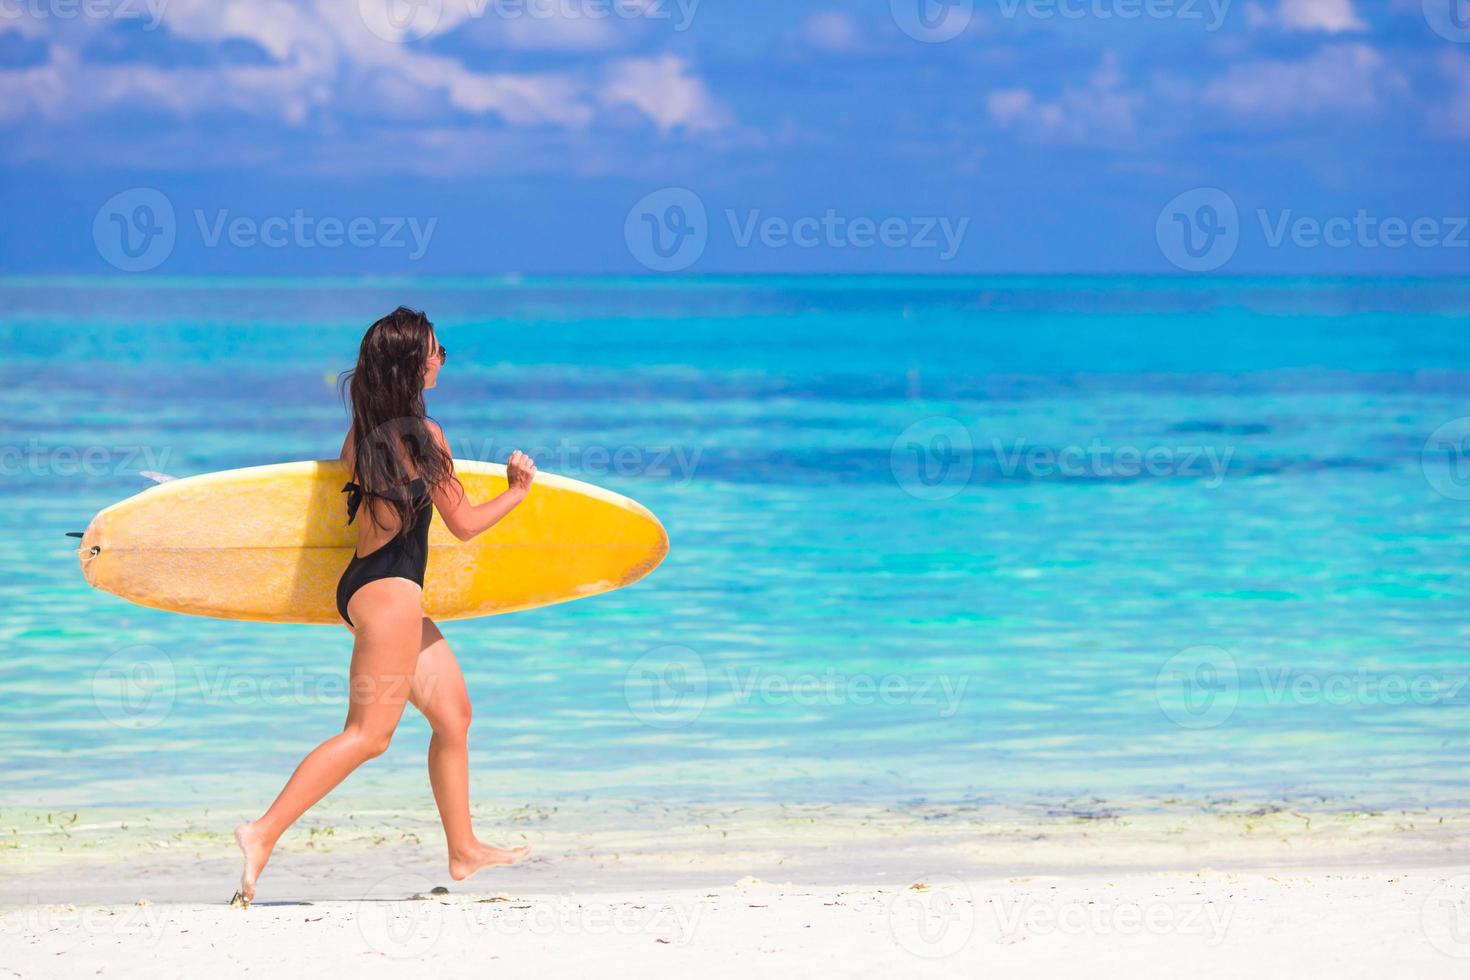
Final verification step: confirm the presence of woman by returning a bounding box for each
[231,306,537,908]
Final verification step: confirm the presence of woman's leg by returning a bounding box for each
[232,579,425,904]
[409,617,531,880]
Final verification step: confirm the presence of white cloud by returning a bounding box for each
[804,11,862,53]
[988,89,1044,125]
[1246,0,1367,33]
[454,1,632,51]
[600,55,729,133]
[1277,0,1366,32]
[1203,43,1403,117]
[986,53,1139,143]
[0,0,727,138]
[1428,50,1470,140]
[0,11,51,38]
[357,0,638,50]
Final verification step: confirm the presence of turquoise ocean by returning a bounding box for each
[4,276,1470,815]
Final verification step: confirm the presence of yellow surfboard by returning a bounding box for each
[75,459,669,625]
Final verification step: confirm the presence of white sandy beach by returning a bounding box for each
[5,798,1470,976]
[8,869,1470,979]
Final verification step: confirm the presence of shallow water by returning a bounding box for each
[4,276,1470,812]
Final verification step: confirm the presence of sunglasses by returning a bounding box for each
[433,343,447,362]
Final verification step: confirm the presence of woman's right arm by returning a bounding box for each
[427,422,537,542]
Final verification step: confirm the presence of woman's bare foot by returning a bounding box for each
[233,821,274,907]
[448,840,531,881]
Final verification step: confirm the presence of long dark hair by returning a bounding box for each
[335,306,453,534]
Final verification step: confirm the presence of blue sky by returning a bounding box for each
[1,0,1468,274]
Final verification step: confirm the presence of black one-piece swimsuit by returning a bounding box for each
[335,476,432,628]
